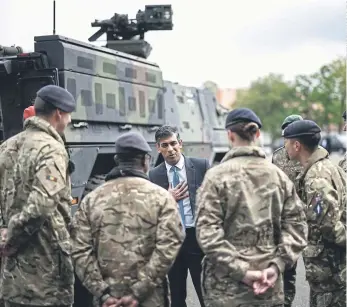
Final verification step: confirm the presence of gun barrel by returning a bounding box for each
[0,45,23,57]
[88,28,106,42]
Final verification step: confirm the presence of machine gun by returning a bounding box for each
[88,5,173,58]
[0,45,23,57]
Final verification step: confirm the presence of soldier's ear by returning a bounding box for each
[255,129,260,139]
[227,129,235,142]
[294,140,301,152]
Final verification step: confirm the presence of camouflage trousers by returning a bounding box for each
[4,302,71,307]
[309,287,346,307]
[283,261,297,307]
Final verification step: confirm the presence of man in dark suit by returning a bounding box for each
[149,125,210,307]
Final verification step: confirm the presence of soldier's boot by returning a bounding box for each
[309,287,346,307]
[283,261,297,307]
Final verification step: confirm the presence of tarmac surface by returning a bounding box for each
[185,151,343,307]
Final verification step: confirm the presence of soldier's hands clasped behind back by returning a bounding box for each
[101,295,138,307]
[253,265,280,295]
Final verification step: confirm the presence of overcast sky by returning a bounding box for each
[1,0,345,88]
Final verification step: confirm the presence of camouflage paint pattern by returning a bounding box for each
[296,147,346,296]
[338,153,347,172]
[271,146,303,307]
[71,176,185,307]
[34,35,166,144]
[1,116,74,306]
[195,146,308,307]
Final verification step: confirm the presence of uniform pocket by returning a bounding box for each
[58,240,74,286]
[302,245,331,283]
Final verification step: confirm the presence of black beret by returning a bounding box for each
[225,108,262,129]
[115,132,152,154]
[36,85,76,113]
[343,110,346,121]
[283,120,321,139]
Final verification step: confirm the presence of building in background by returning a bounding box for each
[203,81,236,110]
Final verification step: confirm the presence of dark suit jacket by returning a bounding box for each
[149,156,210,216]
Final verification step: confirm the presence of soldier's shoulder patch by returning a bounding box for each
[312,194,323,215]
[37,164,65,196]
[46,175,58,182]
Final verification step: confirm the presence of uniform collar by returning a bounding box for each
[298,146,329,180]
[24,116,64,145]
[222,146,266,162]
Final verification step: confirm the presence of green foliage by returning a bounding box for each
[234,57,346,137]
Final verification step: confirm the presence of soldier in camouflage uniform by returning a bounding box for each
[71,132,185,307]
[283,119,346,307]
[271,114,303,307]
[0,106,37,307]
[196,108,308,307]
[0,85,76,307]
[338,110,346,172]
[0,106,37,224]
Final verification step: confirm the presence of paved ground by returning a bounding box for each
[185,152,343,307]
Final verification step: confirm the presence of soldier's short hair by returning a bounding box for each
[34,97,58,116]
[228,122,259,142]
[295,134,321,152]
[114,151,149,169]
[155,125,181,143]
[284,120,321,152]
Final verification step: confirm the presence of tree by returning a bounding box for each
[234,73,298,138]
[295,57,346,131]
[234,57,346,138]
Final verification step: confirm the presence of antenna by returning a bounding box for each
[53,0,56,35]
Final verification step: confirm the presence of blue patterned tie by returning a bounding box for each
[171,166,186,229]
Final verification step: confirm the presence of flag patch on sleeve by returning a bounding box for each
[46,175,58,182]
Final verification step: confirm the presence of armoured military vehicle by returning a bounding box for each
[0,5,230,213]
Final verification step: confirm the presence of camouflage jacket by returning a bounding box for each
[71,170,185,307]
[1,116,74,305]
[297,147,346,292]
[338,153,347,173]
[272,146,303,186]
[0,134,22,228]
[196,146,308,306]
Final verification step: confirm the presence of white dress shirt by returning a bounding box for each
[165,155,195,228]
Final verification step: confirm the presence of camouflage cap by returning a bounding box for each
[281,114,303,130]
[283,120,321,139]
[115,132,152,154]
[225,108,262,129]
[36,85,76,113]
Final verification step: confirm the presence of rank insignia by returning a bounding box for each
[46,175,58,182]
